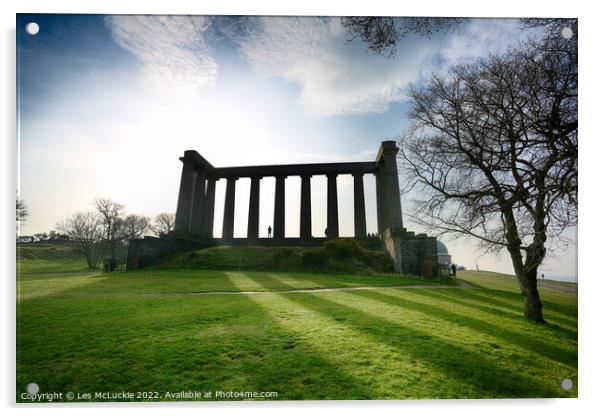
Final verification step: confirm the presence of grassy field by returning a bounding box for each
[17,242,90,274]
[16,245,577,401]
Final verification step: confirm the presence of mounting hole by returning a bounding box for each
[560,378,573,391]
[560,26,573,39]
[26,382,39,395]
[25,22,39,36]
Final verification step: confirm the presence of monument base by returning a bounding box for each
[381,228,440,279]
[125,234,386,271]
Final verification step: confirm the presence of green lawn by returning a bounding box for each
[16,257,577,401]
[17,242,91,274]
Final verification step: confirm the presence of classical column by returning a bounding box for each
[174,156,196,232]
[326,173,339,238]
[273,175,286,239]
[375,172,384,234]
[189,170,207,235]
[300,175,312,239]
[202,177,216,238]
[247,176,261,239]
[377,141,403,230]
[353,173,367,238]
[222,177,237,239]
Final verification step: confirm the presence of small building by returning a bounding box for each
[437,240,452,268]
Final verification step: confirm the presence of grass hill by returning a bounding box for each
[18,239,395,276]
[153,239,395,275]
[17,241,90,273]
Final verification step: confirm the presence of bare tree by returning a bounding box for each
[152,212,176,236]
[117,214,151,241]
[16,195,28,232]
[342,17,576,58]
[94,198,125,272]
[341,17,467,57]
[399,31,577,322]
[57,212,103,269]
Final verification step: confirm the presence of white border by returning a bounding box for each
[2,1,600,415]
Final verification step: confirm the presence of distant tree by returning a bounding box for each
[57,212,103,269]
[398,29,577,322]
[94,198,125,272]
[16,196,28,231]
[33,232,48,242]
[152,212,176,236]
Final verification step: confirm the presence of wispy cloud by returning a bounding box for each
[105,15,217,94]
[104,16,539,119]
[438,18,541,67]
[234,17,439,118]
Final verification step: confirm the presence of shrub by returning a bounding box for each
[301,250,329,267]
[271,248,293,265]
[323,238,362,259]
[361,250,395,272]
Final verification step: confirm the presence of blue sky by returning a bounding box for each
[16,14,577,278]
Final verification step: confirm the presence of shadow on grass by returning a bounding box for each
[17,271,375,401]
[251,274,566,398]
[234,272,575,344]
[459,280,577,317]
[356,289,577,368]
[286,290,563,397]
[413,288,578,339]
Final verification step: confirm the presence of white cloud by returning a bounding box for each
[105,15,217,94]
[438,18,542,68]
[235,17,439,118]
[103,16,540,119]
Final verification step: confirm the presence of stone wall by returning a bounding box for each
[381,228,440,279]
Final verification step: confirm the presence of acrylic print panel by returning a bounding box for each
[16,14,578,402]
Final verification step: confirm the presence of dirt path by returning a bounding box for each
[144,282,477,296]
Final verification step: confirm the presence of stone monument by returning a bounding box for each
[126,141,439,277]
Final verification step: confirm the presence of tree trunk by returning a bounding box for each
[521,268,545,323]
[85,255,94,269]
[506,239,546,324]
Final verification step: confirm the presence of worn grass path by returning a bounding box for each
[141,282,473,296]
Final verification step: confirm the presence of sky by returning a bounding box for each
[16,14,577,279]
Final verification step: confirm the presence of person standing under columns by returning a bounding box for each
[268,225,272,238]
